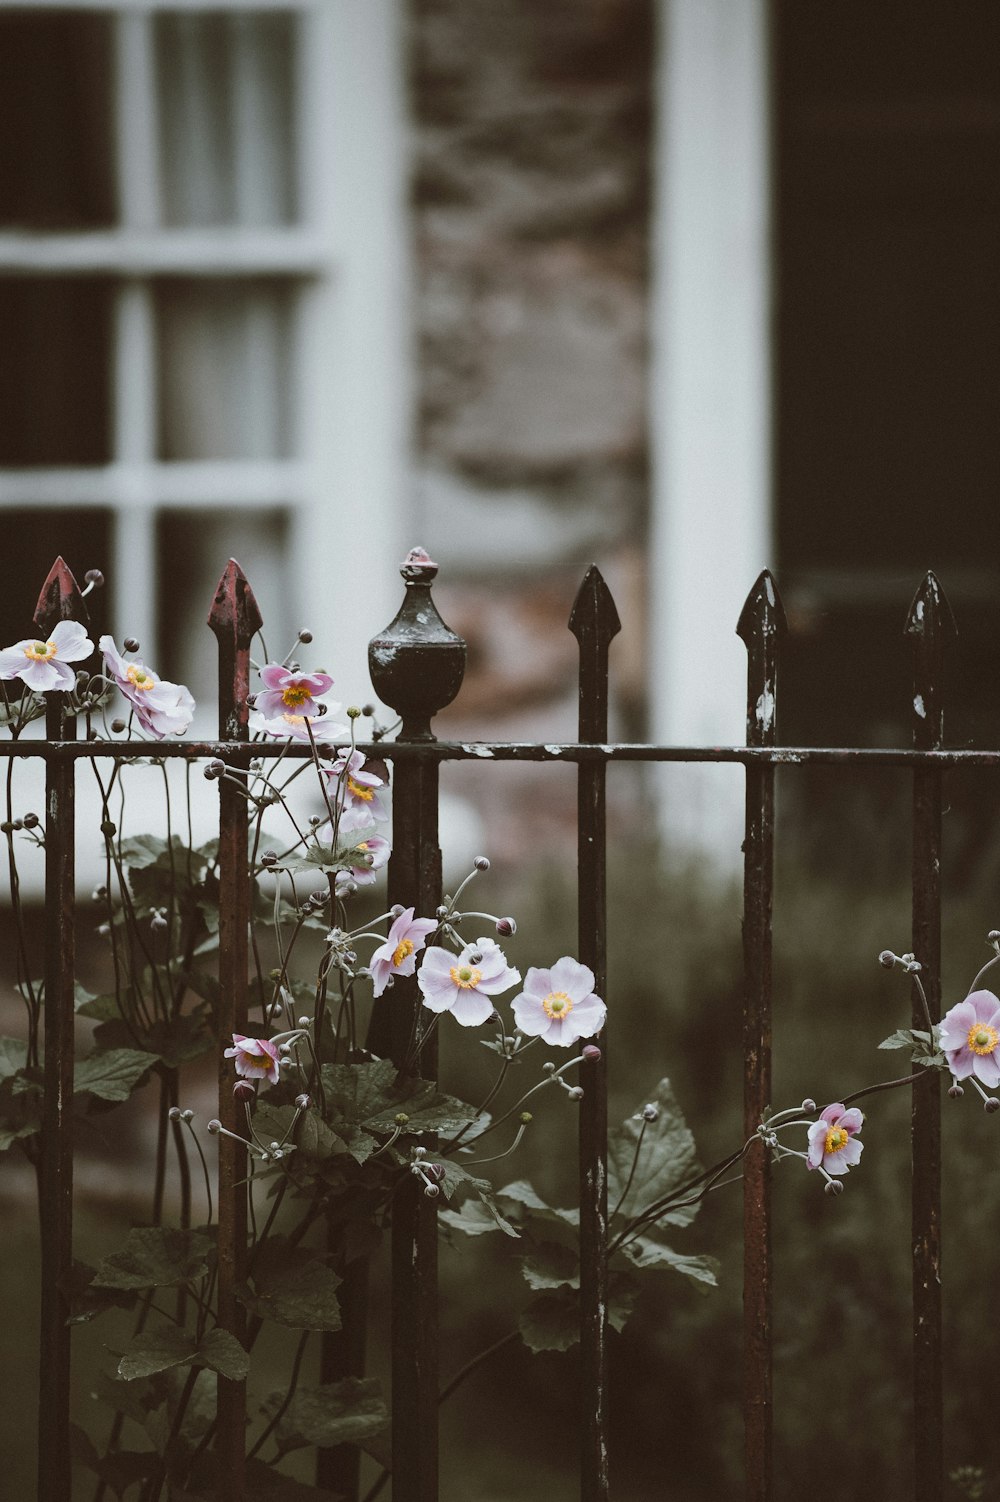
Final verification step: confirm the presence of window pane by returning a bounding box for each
[0,14,114,230]
[156,13,297,227]
[156,509,291,719]
[155,279,294,461]
[0,280,113,467]
[0,509,111,653]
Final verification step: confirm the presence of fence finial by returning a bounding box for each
[904,570,957,648]
[735,569,786,649]
[207,558,264,650]
[33,556,88,635]
[368,548,466,741]
[905,571,955,750]
[568,563,621,647]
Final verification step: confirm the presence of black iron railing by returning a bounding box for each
[9,552,964,1502]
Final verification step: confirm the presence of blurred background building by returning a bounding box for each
[1,0,999,859]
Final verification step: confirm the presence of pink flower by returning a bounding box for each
[370,907,438,998]
[0,620,93,692]
[224,1033,281,1086]
[418,938,521,1027]
[99,636,195,738]
[806,1103,864,1176]
[939,990,1000,1087]
[510,957,607,1047]
[255,664,335,721]
[249,705,347,744]
[324,750,388,833]
[334,834,391,895]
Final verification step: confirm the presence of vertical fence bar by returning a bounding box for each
[906,572,953,1502]
[35,559,86,1502]
[568,566,620,1502]
[208,560,262,1500]
[736,570,786,1502]
[367,550,466,1502]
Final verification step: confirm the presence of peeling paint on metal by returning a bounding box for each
[914,694,926,718]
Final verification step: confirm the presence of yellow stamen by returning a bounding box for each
[348,776,374,802]
[126,665,156,692]
[281,684,310,708]
[542,990,574,1020]
[392,939,415,967]
[968,1021,999,1056]
[24,640,57,662]
[449,965,482,990]
[824,1126,849,1155]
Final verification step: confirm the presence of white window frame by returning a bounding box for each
[0,0,410,709]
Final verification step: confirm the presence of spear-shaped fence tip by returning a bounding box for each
[33,556,89,634]
[207,558,264,650]
[736,569,787,646]
[568,564,622,644]
[904,570,957,644]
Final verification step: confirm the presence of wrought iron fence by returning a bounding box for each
[9,551,969,1502]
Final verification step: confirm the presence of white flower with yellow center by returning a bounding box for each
[939,989,1000,1087]
[99,635,195,739]
[369,906,438,998]
[806,1103,864,1176]
[0,620,93,692]
[511,957,607,1047]
[418,937,521,1027]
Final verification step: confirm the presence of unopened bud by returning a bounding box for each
[295,1094,311,1110]
[309,814,322,826]
[474,856,490,872]
[362,703,375,717]
[75,670,89,692]
[123,637,140,653]
[413,1145,427,1158]
[878,950,896,969]
[260,849,278,867]
[567,1085,585,1101]
[985,1097,1000,1115]
[168,1107,181,1122]
[233,1081,256,1103]
[424,1162,446,1183]
[84,568,105,588]
[496,916,517,937]
[347,706,362,720]
[989,930,1000,945]
[824,1179,844,1196]
[311,888,329,905]
[394,1112,410,1125]
[801,1098,817,1113]
[207,1119,221,1134]
[542,1061,556,1074]
[642,1104,659,1122]
[181,1109,193,1123]
[469,950,483,965]
[22,812,38,829]
[436,905,449,919]
[520,1111,533,1124]
[582,1045,602,1062]
[297,628,313,644]
[948,1083,964,1099]
[390,904,406,919]
[905,960,922,974]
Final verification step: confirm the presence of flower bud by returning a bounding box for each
[801,1098,816,1113]
[84,568,105,588]
[469,950,483,964]
[75,670,90,692]
[168,1106,182,1122]
[309,814,322,826]
[150,912,168,932]
[181,1109,193,1123]
[824,1179,844,1196]
[989,930,1000,945]
[295,1094,311,1110]
[520,1111,533,1124]
[0,822,11,834]
[204,763,220,781]
[424,1162,446,1183]
[948,1083,964,1099]
[394,1112,410,1125]
[362,703,375,717]
[582,1045,602,1062]
[567,1085,585,1101]
[311,888,329,905]
[347,706,362,720]
[22,812,38,829]
[297,628,313,643]
[474,856,490,872]
[905,960,922,974]
[496,916,517,937]
[436,905,449,919]
[123,637,140,653]
[260,849,278,867]
[10,819,22,831]
[642,1104,659,1122]
[207,1119,221,1134]
[542,1061,556,1074]
[423,1184,440,1199]
[878,950,896,969]
[985,1097,1000,1115]
[413,1145,427,1158]
[233,1081,256,1103]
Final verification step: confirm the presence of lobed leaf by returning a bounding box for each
[93,1227,215,1291]
[607,1078,701,1228]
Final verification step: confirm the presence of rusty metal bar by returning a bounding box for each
[35,559,86,1502]
[569,566,620,1502]
[736,571,786,1502]
[208,559,262,1499]
[11,738,1000,768]
[366,551,466,1502]
[906,573,952,1502]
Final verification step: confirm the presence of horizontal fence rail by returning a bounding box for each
[6,554,965,1501]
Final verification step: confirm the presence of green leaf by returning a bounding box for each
[440,1200,506,1238]
[93,1010,214,1069]
[261,1377,388,1455]
[320,1059,479,1138]
[0,1036,28,1079]
[878,1028,945,1066]
[607,1078,701,1228]
[93,1227,214,1291]
[252,1101,349,1163]
[195,1328,250,1381]
[89,1369,166,1427]
[237,1238,342,1331]
[518,1275,639,1352]
[118,1325,200,1381]
[521,1242,579,1291]
[66,1260,138,1324]
[615,1234,719,1288]
[74,1048,153,1102]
